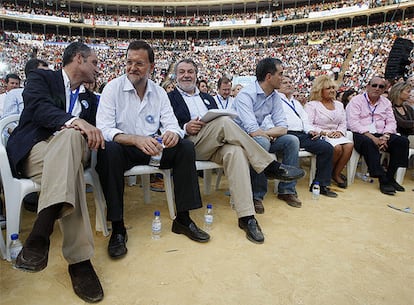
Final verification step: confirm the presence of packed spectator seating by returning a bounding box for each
[0,1,400,28]
[1,17,412,98]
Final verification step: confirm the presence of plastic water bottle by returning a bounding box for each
[356,172,374,183]
[9,233,23,263]
[204,204,213,232]
[312,182,320,200]
[149,138,163,167]
[151,210,162,240]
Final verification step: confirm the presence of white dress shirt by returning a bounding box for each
[97,74,184,141]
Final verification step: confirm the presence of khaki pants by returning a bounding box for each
[188,116,275,218]
[23,129,94,264]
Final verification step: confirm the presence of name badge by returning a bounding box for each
[146,115,155,124]
[80,100,89,109]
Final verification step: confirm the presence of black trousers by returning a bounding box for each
[353,133,409,180]
[288,131,334,186]
[96,138,202,222]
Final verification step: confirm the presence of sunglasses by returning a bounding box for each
[324,86,335,90]
[370,83,385,89]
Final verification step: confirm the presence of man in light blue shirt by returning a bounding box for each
[2,58,49,119]
[233,58,302,210]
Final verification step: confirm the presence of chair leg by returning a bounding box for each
[162,170,175,219]
[90,176,109,237]
[395,167,406,185]
[215,168,223,191]
[142,174,151,204]
[203,169,212,195]
[5,194,23,261]
[309,155,316,186]
[0,226,6,259]
[347,149,360,185]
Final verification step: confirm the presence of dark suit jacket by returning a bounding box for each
[6,69,98,178]
[168,88,218,129]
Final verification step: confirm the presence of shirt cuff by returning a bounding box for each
[64,117,77,126]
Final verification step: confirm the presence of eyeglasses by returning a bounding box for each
[323,86,335,90]
[370,83,385,89]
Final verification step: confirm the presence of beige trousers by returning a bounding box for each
[23,129,94,264]
[188,116,275,217]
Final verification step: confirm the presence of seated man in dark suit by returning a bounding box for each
[168,59,305,244]
[6,42,105,303]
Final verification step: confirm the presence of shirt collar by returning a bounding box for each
[62,69,86,93]
[177,85,200,97]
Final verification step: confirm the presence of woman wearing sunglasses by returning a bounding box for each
[305,75,353,188]
[346,76,410,195]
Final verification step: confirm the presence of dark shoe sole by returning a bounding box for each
[15,258,48,273]
[15,244,49,272]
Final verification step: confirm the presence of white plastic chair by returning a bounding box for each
[195,161,223,195]
[0,115,107,260]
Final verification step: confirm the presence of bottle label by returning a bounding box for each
[10,245,22,260]
[152,222,162,232]
[204,214,213,224]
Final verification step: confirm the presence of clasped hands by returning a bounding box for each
[376,135,389,151]
[65,118,105,150]
[133,131,179,156]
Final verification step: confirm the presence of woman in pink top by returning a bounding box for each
[306,75,354,188]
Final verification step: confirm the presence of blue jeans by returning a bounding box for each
[250,134,300,200]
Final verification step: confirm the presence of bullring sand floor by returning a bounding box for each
[1,167,413,305]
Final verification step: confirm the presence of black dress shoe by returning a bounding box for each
[263,162,305,182]
[108,232,128,259]
[253,199,265,214]
[380,183,396,195]
[172,220,210,243]
[15,238,50,272]
[390,180,405,192]
[333,178,347,189]
[238,218,264,244]
[320,186,338,198]
[68,260,104,303]
[309,184,338,198]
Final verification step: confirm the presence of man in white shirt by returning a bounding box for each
[213,76,234,109]
[96,41,210,259]
[278,76,337,197]
[0,73,21,116]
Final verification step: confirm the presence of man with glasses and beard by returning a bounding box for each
[346,76,409,195]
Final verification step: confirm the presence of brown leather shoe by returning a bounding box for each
[277,194,302,208]
[253,199,265,214]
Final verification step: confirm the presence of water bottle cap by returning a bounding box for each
[154,210,160,216]
[11,233,19,240]
[314,181,320,185]
[207,204,212,209]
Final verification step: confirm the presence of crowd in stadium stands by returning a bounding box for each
[1,18,412,98]
[0,0,398,27]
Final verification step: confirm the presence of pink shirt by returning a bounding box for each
[305,100,347,136]
[346,93,396,134]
